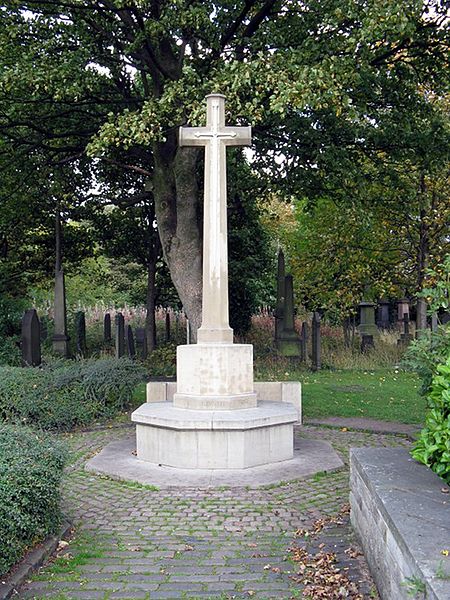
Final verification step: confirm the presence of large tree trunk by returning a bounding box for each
[145,260,157,352]
[153,136,203,341]
[416,174,429,337]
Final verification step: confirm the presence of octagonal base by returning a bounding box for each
[131,401,297,469]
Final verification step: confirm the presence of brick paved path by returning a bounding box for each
[18,425,411,600]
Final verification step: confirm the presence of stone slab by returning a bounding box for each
[132,401,297,430]
[350,447,450,600]
[85,435,344,487]
[132,402,297,469]
[146,381,302,423]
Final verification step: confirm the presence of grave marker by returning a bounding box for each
[104,313,112,343]
[126,325,136,359]
[135,327,148,359]
[278,274,300,357]
[311,312,321,371]
[115,313,125,358]
[21,309,41,367]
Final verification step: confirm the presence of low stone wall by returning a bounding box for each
[146,381,302,422]
[350,447,450,600]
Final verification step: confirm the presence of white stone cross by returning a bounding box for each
[179,94,252,343]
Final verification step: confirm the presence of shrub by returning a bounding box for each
[0,358,146,430]
[403,325,450,394]
[411,356,450,484]
[0,424,66,575]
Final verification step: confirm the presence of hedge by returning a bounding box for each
[0,357,146,430]
[0,424,66,575]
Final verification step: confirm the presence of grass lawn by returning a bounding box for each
[300,369,425,424]
[133,368,426,425]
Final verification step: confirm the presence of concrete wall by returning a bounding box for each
[350,448,450,600]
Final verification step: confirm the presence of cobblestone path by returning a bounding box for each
[18,425,412,600]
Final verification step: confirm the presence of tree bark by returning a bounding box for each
[145,260,157,352]
[153,136,203,341]
[416,174,429,337]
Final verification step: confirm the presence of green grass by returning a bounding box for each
[301,369,425,424]
[133,369,425,425]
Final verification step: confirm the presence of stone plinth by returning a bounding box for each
[350,448,450,600]
[132,401,297,469]
[174,343,257,410]
[147,380,302,422]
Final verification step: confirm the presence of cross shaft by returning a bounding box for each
[179,94,251,343]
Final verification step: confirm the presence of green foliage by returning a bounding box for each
[420,254,450,313]
[0,358,146,430]
[0,423,66,575]
[145,344,176,378]
[403,326,450,394]
[412,356,450,484]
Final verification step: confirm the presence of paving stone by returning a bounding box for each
[16,424,410,599]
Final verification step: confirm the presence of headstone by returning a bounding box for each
[115,313,125,358]
[377,300,390,329]
[300,322,308,362]
[275,249,285,344]
[361,334,374,353]
[278,274,300,356]
[104,313,112,343]
[52,269,70,357]
[75,311,87,357]
[135,327,148,359]
[165,312,171,343]
[398,313,413,347]
[126,324,136,359]
[397,298,409,327]
[358,300,378,337]
[21,309,41,367]
[311,311,321,371]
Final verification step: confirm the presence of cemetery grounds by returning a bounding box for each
[9,313,426,600]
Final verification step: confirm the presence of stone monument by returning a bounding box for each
[278,274,300,356]
[275,249,285,344]
[21,309,41,367]
[132,94,298,469]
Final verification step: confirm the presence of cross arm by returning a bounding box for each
[179,126,210,147]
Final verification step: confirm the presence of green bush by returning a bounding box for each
[0,424,66,575]
[412,356,450,484]
[0,358,146,430]
[403,325,450,394]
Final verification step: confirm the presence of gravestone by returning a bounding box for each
[278,274,300,357]
[132,93,297,469]
[52,269,70,357]
[75,311,87,357]
[21,309,41,367]
[361,334,375,353]
[115,313,125,358]
[311,312,321,371]
[104,313,112,343]
[300,322,308,362]
[398,313,413,347]
[377,300,390,329]
[397,298,409,327]
[135,327,148,359]
[275,249,285,345]
[165,312,171,343]
[358,300,378,337]
[126,325,136,359]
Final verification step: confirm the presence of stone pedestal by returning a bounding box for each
[132,401,296,469]
[174,343,257,410]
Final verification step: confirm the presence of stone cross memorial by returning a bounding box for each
[132,94,298,470]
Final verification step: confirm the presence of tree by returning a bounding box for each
[1,1,448,336]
